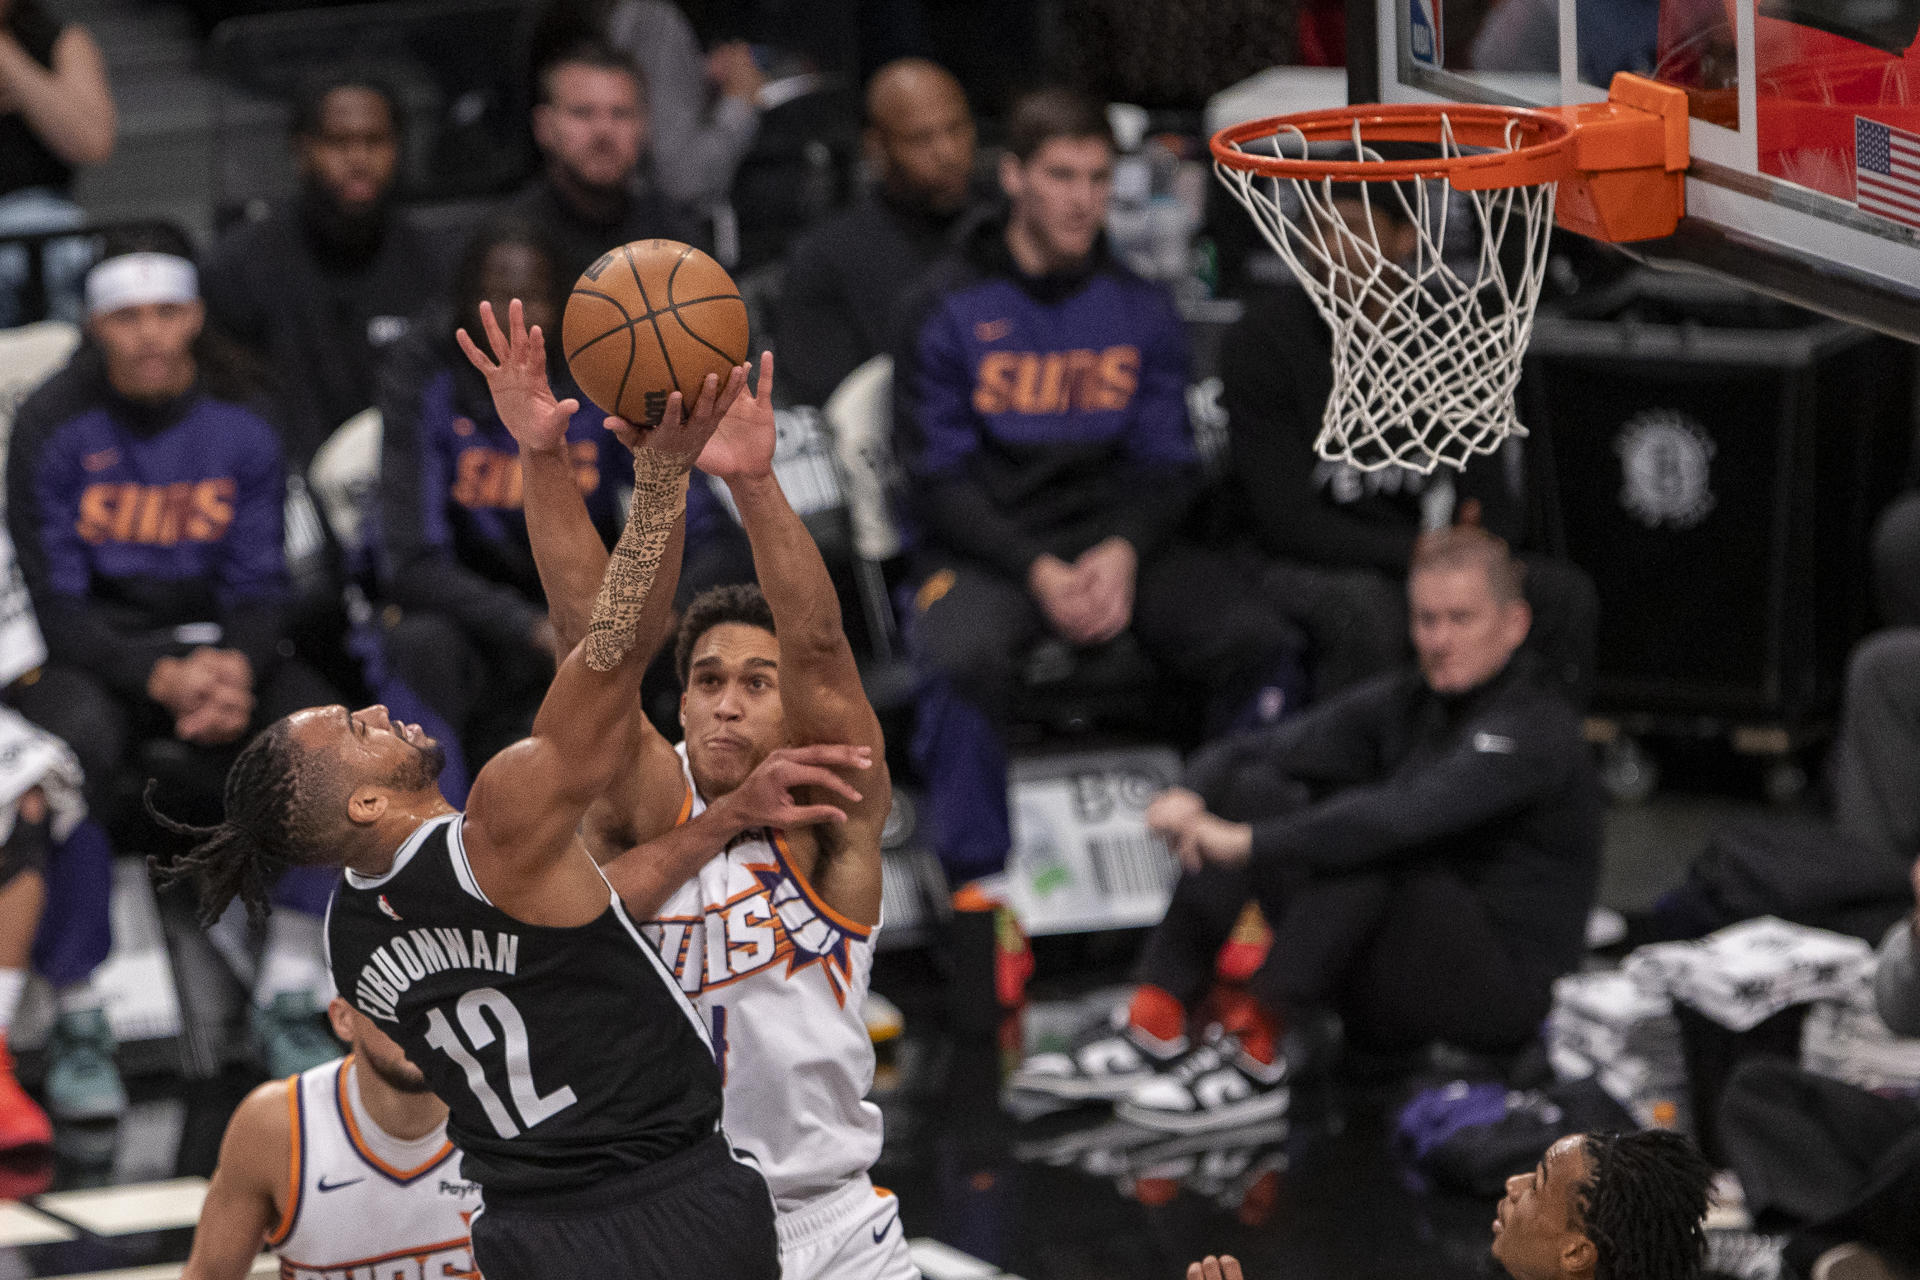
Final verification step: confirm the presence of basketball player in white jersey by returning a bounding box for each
[462,306,911,1280]
[183,998,478,1280]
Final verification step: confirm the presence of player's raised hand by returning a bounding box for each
[709,744,873,832]
[457,299,578,454]
[1187,1258,1245,1280]
[696,350,778,483]
[602,363,749,465]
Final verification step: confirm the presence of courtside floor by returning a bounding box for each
[0,791,1749,1280]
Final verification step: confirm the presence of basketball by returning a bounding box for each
[562,239,750,427]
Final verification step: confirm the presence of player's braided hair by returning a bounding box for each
[145,718,312,927]
[1575,1130,1715,1280]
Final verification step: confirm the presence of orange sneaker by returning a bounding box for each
[0,1036,51,1153]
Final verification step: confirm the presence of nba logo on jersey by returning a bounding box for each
[1408,0,1441,65]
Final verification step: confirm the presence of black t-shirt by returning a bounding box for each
[203,202,444,469]
[504,174,703,291]
[0,0,72,199]
[1221,283,1521,574]
[327,814,725,1196]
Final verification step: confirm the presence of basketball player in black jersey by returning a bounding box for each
[149,331,781,1280]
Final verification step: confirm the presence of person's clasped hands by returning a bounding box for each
[148,646,254,746]
[1028,536,1138,647]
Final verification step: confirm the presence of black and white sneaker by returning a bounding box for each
[1114,1032,1289,1133]
[1008,1008,1187,1102]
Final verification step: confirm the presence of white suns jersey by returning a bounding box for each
[642,743,884,1211]
[268,1057,479,1280]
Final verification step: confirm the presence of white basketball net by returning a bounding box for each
[1215,116,1558,473]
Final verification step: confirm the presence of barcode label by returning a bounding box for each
[1085,832,1178,899]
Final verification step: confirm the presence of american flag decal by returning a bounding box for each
[1855,116,1920,230]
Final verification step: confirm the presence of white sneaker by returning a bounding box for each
[1115,1032,1288,1134]
[1009,1008,1187,1102]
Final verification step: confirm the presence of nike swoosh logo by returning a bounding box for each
[872,1212,897,1244]
[317,1175,365,1193]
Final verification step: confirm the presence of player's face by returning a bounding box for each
[680,623,785,799]
[1002,136,1113,268]
[327,998,435,1093]
[1409,565,1531,695]
[294,704,446,797]
[1490,1135,1594,1280]
[873,82,975,212]
[89,300,203,402]
[534,64,646,195]
[298,86,400,214]
[475,242,559,341]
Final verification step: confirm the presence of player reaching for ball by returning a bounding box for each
[461,299,914,1280]
[149,359,782,1280]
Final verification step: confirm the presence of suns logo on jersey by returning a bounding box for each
[643,847,862,1005]
[279,1238,475,1280]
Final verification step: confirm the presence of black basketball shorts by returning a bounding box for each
[469,1133,779,1280]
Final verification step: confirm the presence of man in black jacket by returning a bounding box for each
[1012,528,1600,1131]
[507,41,701,288]
[203,72,441,471]
[776,57,982,408]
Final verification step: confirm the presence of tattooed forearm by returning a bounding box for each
[583,449,690,672]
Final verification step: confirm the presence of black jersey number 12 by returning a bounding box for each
[423,987,580,1139]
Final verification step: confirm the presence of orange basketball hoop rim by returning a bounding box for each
[1210,73,1692,243]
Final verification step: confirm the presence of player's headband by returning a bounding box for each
[84,252,199,318]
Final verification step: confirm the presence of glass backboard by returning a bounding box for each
[1368,0,1920,339]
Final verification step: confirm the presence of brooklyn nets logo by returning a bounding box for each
[1614,409,1716,531]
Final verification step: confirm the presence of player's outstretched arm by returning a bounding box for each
[698,352,890,923]
[182,1081,290,1280]
[458,300,689,846]
[601,741,872,918]
[462,365,743,897]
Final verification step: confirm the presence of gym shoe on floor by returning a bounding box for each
[1116,1031,1289,1134]
[254,993,339,1078]
[864,990,905,1044]
[1009,1008,1187,1102]
[0,1036,50,1151]
[44,1009,126,1122]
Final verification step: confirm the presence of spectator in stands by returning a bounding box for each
[777,57,982,408]
[603,0,761,213]
[1014,530,1598,1130]
[0,0,114,325]
[894,86,1305,885]
[204,72,441,472]
[509,40,700,288]
[1220,188,1597,700]
[5,230,345,1079]
[375,217,622,771]
[1718,848,1920,1280]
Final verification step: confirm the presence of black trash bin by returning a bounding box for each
[1522,273,1914,763]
